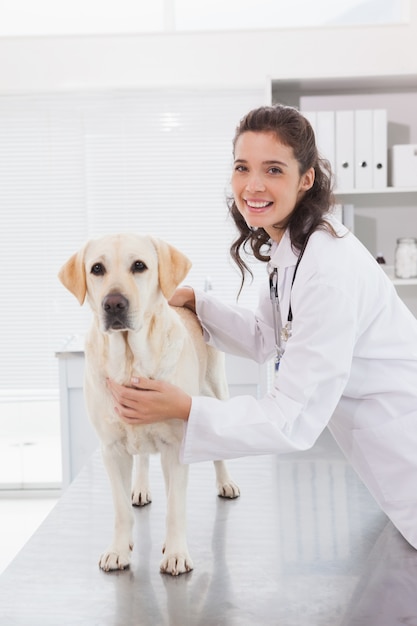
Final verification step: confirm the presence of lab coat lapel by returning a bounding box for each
[269,230,299,269]
[268,231,299,325]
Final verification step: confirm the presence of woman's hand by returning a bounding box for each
[168,287,196,313]
[107,376,191,425]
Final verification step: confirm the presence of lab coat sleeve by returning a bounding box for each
[181,275,357,464]
[194,287,275,363]
[181,393,303,462]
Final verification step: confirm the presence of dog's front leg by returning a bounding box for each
[159,447,193,576]
[99,443,134,572]
[131,453,152,506]
[213,460,240,499]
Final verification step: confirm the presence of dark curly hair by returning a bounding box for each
[228,104,336,289]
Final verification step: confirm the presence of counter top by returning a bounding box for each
[55,334,85,357]
[1,430,416,625]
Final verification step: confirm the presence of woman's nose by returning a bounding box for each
[245,173,266,192]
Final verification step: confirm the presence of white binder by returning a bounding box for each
[316,110,336,173]
[335,110,354,191]
[391,144,417,187]
[372,109,387,188]
[354,109,373,189]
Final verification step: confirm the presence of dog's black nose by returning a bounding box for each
[102,293,129,313]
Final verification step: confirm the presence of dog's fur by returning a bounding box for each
[58,233,239,575]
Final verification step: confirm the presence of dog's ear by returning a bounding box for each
[152,238,192,300]
[58,248,87,305]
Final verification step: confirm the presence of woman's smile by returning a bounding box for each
[244,198,274,212]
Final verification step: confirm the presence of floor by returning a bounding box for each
[2,429,417,625]
[0,397,61,573]
[0,495,58,574]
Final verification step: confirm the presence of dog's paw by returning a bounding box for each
[217,480,240,499]
[160,551,194,576]
[131,487,152,507]
[99,545,133,572]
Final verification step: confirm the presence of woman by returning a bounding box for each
[108,104,417,547]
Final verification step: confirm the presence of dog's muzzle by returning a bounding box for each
[102,293,131,331]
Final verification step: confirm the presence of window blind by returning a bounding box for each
[0,87,266,392]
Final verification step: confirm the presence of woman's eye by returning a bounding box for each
[131,260,147,273]
[268,167,282,175]
[234,165,247,172]
[91,263,105,276]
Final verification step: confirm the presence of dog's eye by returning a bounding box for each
[131,260,147,274]
[91,263,105,276]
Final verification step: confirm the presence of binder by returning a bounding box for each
[391,144,417,187]
[316,110,336,173]
[354,109,373,189]
[372,109,387,188]
[335,110,354,191]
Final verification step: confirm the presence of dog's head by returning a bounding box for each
[58,234,191,333]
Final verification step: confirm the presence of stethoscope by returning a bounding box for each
[268,234,311,371]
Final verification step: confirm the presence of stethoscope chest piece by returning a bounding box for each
[281,322,292,342]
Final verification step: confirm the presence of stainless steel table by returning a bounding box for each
[1,430,417,626]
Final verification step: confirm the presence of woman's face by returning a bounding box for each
[231,131,314,242]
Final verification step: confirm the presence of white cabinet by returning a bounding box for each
[271,75,417,313]
[56,337,98,488]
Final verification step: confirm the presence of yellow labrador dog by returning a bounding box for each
[58,233,239,575]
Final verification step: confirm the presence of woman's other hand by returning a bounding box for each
[168,287,196,313]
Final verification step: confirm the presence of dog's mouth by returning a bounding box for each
[105,319,131,332]
[103,315,137,333]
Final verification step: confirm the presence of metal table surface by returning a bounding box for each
[1,429,417,626]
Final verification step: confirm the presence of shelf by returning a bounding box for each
[335,187,417,196]
[392,278,417,286]
[272,75,417,96]
[383,266,417,286]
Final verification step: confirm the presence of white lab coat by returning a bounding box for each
[181,216,417,548]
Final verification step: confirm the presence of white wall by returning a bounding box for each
[1,8,417,316]
[1,5,417,93]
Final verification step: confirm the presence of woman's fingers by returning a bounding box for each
[130,376,160,390]
[106,376,191,424]
[114,404,141,421]
[168,287,196,312]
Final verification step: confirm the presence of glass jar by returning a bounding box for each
[394,238,417,279]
